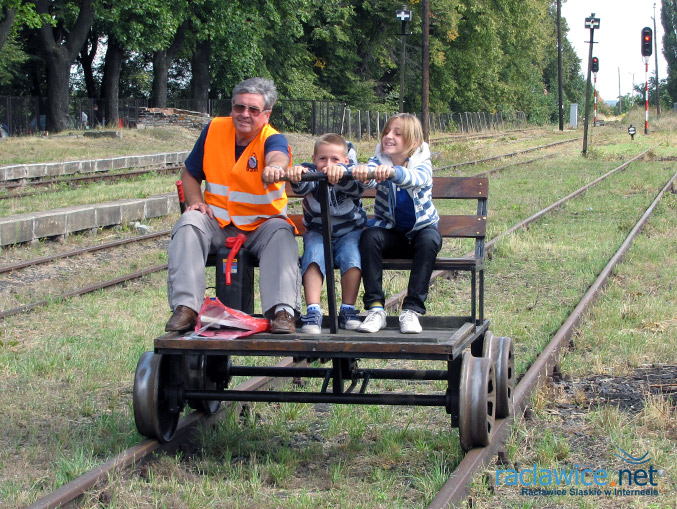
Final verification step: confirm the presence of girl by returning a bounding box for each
[351,113,441,334]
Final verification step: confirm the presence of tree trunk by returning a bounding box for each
[190,38,210,113]
[35,0,95,133]
[78,29,99,98]
[152,51,169,108]
[44,55,72,132]
[101,36,123,127]
[151,19,188,108]
[0,7,16,53]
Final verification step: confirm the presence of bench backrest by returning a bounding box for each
[285,176,488,240]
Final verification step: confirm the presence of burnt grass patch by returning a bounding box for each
[555,364,677,413]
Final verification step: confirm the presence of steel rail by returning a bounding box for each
[0,230,171,274]
[472,153,554,178]
[429,128,541,144]
[0,263,168,320]
[0,165,182,191]
[427,171,676,508]
[1,145,658,323]
[26,357,306,509]
[435,137,580,171]
[384,144,661,312]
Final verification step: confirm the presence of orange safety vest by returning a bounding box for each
[202,117,295,231]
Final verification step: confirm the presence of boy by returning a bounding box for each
[287,134,366,333]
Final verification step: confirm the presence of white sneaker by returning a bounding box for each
[357,308,387,333]
[399,309,422,334]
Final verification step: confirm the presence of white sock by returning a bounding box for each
[274,304,294,316]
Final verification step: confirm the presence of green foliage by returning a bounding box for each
[6,0,593,122]
[662,0,677,103]
[0,25,27,87]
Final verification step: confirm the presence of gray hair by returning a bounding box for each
[232,78,278,111]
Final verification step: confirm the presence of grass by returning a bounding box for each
[467,172,676,507]
[0,120,675,507]
[0,126,198,166]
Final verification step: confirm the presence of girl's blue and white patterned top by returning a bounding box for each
[357,142,439,238]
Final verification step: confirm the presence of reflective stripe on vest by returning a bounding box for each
[204,181,229,196]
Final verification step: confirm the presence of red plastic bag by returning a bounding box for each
[192,297,270,338]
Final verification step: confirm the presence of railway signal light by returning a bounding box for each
[641,27,653,57]
[591,57,599,73]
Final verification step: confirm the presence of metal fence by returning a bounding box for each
[0,95,526,139]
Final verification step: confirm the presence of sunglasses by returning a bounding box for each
[232,103,267,117]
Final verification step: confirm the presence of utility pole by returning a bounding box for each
[396,7,412,113]
[582,13,600,155]
[557,0,564,131]
[618,67,622,114]
[652,3,660,118]
[422,0,430,141]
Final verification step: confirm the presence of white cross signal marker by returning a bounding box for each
[396,10,411,21]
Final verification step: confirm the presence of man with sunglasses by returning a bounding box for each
[165,77,301,334]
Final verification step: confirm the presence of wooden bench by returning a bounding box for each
[211,176,488,333]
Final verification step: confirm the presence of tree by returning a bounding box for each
[151,18,188,108]
[0,1,50,92]
[662,0,677,103]
[92,0,190,125]
[0,5,16,53]
[542,2,585,121]
[76,27,99,98]
[34,0,95,132]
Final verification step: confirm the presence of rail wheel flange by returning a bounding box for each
[133,351,180,443]
[458,352,496,452]
[483,332,514,418]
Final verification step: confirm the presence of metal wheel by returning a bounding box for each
[482,332,514,419]
[458,352,496,452]
[184,354,221,415]
[133,352,180,442]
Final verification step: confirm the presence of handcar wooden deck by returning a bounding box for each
[133,174,514,451]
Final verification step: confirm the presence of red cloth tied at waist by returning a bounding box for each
[224,234,247,285]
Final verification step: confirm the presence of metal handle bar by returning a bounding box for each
[274,169,395,182]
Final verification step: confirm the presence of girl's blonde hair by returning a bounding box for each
[381,113,424,159]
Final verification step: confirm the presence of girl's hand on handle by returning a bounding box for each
[371,165,393,182]
[351,164,394,183]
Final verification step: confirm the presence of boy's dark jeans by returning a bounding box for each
[359,225,442,314]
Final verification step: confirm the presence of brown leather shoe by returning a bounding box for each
[165,305,197,332]
[270,310,296,334]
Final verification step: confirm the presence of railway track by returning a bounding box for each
[0,165,182,200]
[435,136,580,171]
[0,141,613,320]
[429,127,541,144]
[0,135,574,203]
[19,145,670,507]
[430,170,677,507]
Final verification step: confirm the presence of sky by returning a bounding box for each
[561,0,669,103]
